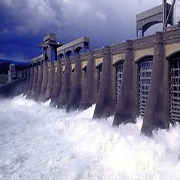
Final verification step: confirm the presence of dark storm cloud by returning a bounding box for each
[0,1,27,33]
[0,0,161,61]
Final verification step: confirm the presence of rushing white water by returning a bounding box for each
[0,95,180,180]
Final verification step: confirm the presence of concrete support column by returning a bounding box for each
[112,65,117,106]
[79,52,96,110]
[43,61,55,102]
[26,66,34,98]
[34,62,43,101]
[113,41,138,126]
[38,61,48,102]
[141,32,169,136]
[81,69,86,96]
[50,60,62,106]
[57,57,71,108]
[163,0,167,31]
[94,68,99,101]
[47,45,51,61]
[93,46,115,119]
[30,64,38,99]
[23,68,30,96]
[66,55,82,112]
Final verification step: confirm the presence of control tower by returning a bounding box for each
[37,33,63,61]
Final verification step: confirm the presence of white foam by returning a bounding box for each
[0,95,180,180]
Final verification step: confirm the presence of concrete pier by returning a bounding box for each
[57,57,71,108]
[30,64,38,99]
[113,41,138,126]
[26,66,34,98]
[38,61,48,102]
[23,68,30,96]
[14,27,180,136]
[79,52,96,110]
[66,55,82,112]
[141,32,169,136]
[34,62,43,100]
[50,60,62,107]
[93,46,115,119]
[43,61,55,102]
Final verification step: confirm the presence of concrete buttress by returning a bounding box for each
[38,61,48,102]
[113,41,138,126]
[66,55,82,112]
[79,51,96,110]
[50,60,62,106]
[141,32,169,136]
[43,61,55,102]
[93,46,115,119]
[23,68,30,96]
[34,62,43,101]
[30,65,38,99]
[26,67,34,99]
[57,57,71,108]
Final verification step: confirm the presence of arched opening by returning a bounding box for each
[58,53,64,60]
[169,51,180,123]
[79,47,89,55]
[40,60,43,65]
[37,61,40,66]
[33,63,36,67]
[75,47,89,54]
[75,47,82,54]
[142,21,161,36]
[144,23,162,36]
[114,60,124,104]
[65,50,73,57]
[138,55,153,116]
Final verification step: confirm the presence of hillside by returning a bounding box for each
[0,59,29,74]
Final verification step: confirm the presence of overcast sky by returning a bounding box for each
[0,0,174,62]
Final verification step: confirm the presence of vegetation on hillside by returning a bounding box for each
[0,75,8,84]
[0,59,29,75]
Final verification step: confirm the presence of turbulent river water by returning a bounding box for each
[0,95,180,180]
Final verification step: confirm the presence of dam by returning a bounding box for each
[1,1,180,179]
[1,0,180,136]
[23,26,180,135]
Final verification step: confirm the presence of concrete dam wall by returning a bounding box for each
[3,27,180,135]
